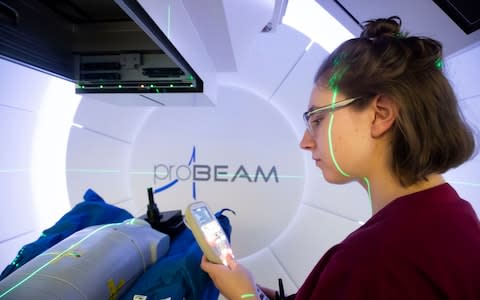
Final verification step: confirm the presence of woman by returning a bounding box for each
[201,16,480,299]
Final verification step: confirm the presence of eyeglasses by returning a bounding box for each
[303,97,363,134]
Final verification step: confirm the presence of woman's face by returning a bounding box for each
[300,84,372,184]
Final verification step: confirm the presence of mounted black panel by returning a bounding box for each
[0,0,203,94]
[433,0,480,34]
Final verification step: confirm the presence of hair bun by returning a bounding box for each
[360,16,403,39]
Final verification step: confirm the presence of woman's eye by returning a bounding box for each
[310,115,324,127]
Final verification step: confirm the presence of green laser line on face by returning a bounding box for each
[327,86,350,177]
[325,64,373,208]
[325,87,373,207]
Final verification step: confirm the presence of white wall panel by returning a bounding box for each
[447,183,480,216]
[0,82,38,247]
[302,154,371,221]
[460,96,480,131]
[0,59,51,112]
[221,0,276,69]
[74,96,153,144]
[270,43,328,140]
[0,58,75,272]
[183,0,238,72]
[0,173,36,242]
[218,24,310,101]
[0,108,35,170]
[66,127,132,208]
[240,248,298,295]
[271,204,360,287]
[445,42,480,101]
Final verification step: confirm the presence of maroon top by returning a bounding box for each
[293,183,480,299]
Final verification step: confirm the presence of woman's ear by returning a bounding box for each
[371,95,397,138]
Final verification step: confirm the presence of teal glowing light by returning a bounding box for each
[0,169,27,173]
[201,173,303,179]
[118,84,122,88]
[99,85,104,89]
[67,168,120,174]
[128,170,156,175]
[167,4,171,38]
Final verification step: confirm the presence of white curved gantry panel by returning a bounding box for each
[217,24,311,101]
[128,85,304,258]
[66,96,153,215]
[0,59,79,268]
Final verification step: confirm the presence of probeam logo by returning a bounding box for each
[153,146,278,199]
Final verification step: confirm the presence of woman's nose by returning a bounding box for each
[300,130,315,151]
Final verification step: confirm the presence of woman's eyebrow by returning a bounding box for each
[307,105,323,112]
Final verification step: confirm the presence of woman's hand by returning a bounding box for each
[201,254,258,300]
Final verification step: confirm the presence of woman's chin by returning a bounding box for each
[322,170,352,184]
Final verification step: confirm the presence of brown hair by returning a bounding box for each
[315,16,476,186]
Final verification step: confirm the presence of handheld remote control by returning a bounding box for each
[184,201,232,265]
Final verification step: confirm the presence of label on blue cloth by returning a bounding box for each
[133,295,172,300]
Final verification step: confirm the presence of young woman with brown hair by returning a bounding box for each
[201,16,480,299]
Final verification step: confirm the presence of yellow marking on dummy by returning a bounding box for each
[108,278,126,300]
[41,250,82,263]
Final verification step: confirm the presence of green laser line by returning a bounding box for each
[328,112,350,177]
[327,86,350,177]
[363,176,372,211]
[67,169,121,174]
[327,68,373,207]
[0,169,27,173]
